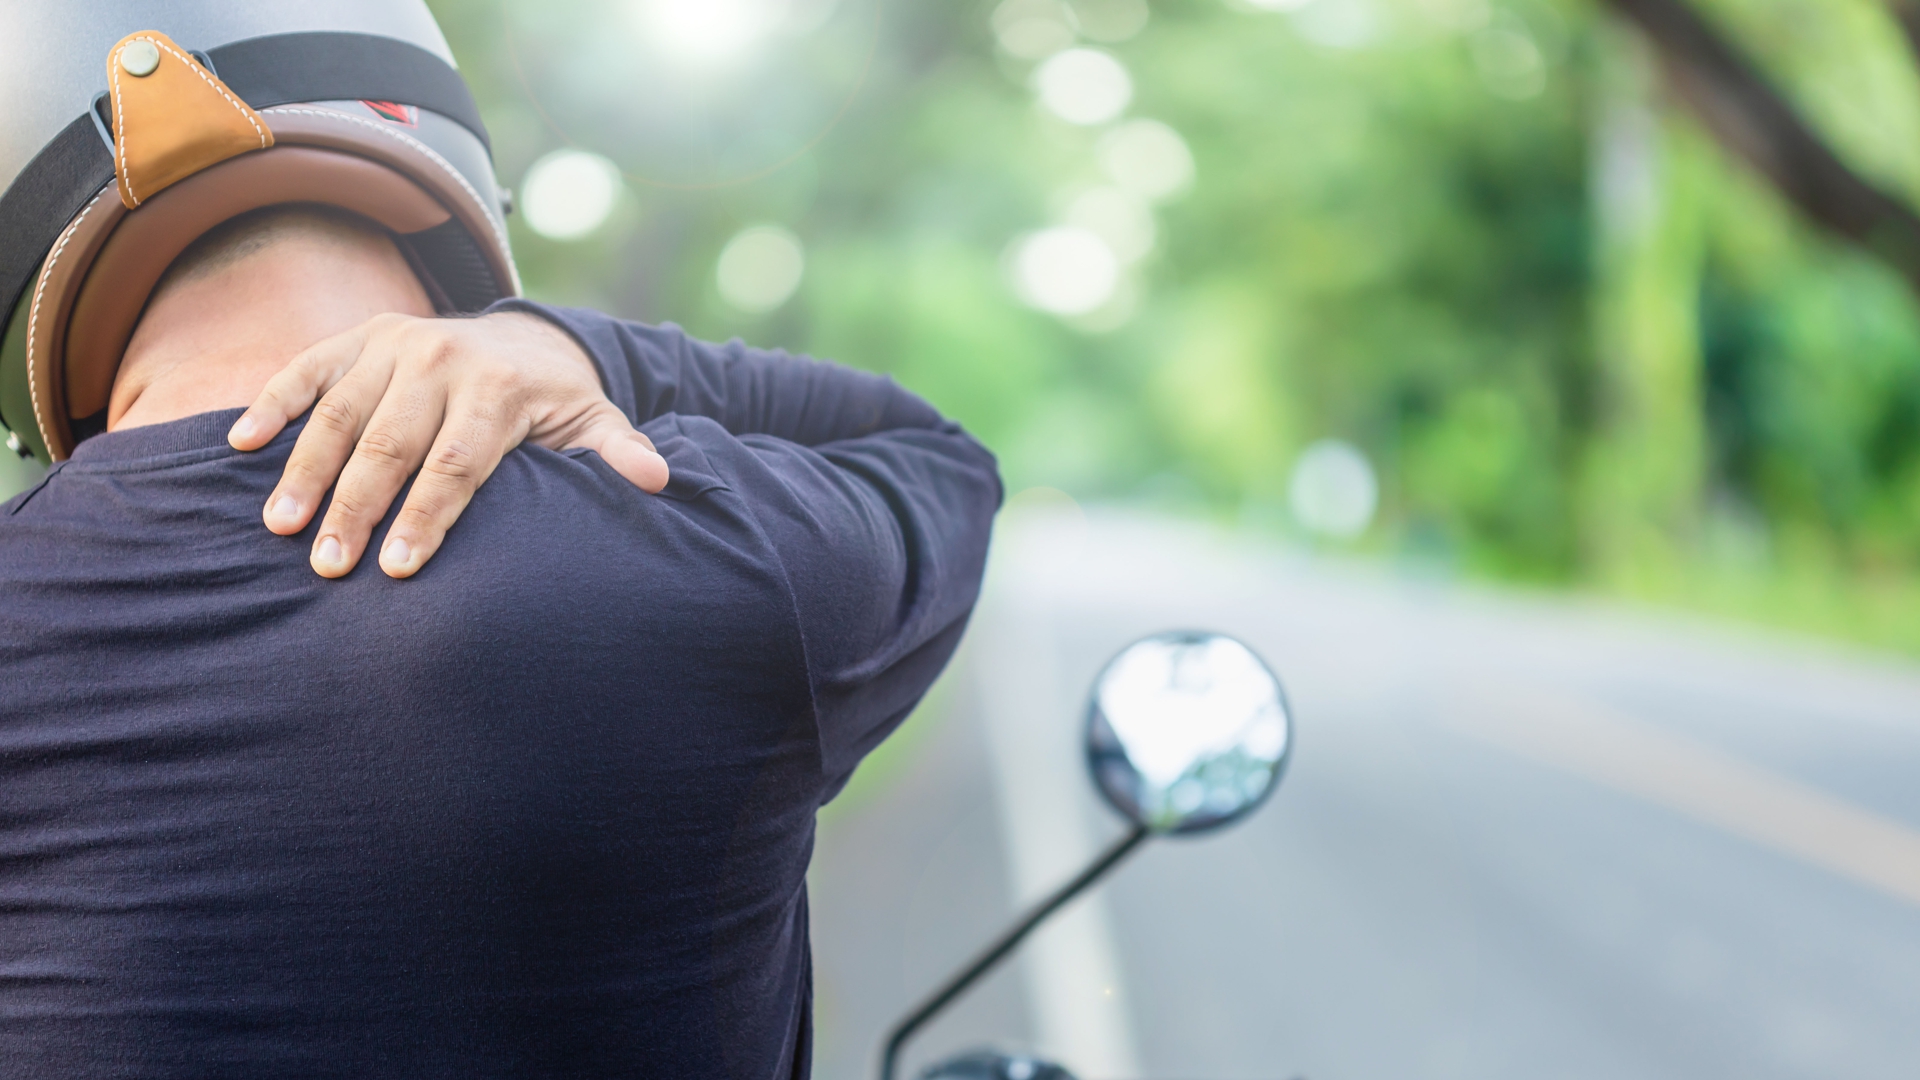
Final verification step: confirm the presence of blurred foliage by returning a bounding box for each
[422,0,1920,649]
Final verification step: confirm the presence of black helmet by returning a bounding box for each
[0,1,520,463]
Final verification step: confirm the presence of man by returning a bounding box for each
[0,122,997,1080]
[2,5,684,581]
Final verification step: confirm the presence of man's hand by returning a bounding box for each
[227,311,668,580]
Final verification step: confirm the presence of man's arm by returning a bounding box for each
[741,422,1001,796]
[507,300,1003,798]
[491,300,941,447]
[231,299,933,583]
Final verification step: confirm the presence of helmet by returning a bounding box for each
[0,1,520,464]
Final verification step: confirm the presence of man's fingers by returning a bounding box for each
[378,407,668,580]
[375,405,525,579]
[600,433,671,494]
[259,350,397,537]
[228,324,370,452]
[566,409,670,494]
[244,309,667,580]
[307,387,441,578]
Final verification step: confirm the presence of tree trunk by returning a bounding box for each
[1599,0,1920,296]
[1887,0,1920,65]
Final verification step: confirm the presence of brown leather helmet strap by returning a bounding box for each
[106,32,274,210]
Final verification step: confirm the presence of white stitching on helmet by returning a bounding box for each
[27,188,113,454]
[112,36,269,207]
[111,46,132,207]
[26,107,513,456]
[262,106,513,267]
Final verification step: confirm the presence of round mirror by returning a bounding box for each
[1085,632,1292,835]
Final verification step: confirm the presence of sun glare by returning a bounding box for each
[632,0,792,65]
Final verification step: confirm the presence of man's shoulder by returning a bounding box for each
[0,435,815,714]
[0,430,798,644]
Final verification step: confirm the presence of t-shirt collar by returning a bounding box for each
[65,408,257,466]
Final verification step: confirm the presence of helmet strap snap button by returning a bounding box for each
[120,40,160,77]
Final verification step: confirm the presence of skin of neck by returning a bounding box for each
[109,226,435,432]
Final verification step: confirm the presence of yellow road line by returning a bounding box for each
[1445,684,1920,909]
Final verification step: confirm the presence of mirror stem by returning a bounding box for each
[879,823,1151,1080]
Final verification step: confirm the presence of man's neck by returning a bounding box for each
[111,232,433,432]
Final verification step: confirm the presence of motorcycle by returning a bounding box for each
[877,630,1295,1080]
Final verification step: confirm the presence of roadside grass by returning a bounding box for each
[1621,565,1920,660]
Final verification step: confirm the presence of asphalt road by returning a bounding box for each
[808,495,1920,1080]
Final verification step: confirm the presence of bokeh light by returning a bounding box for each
[1009,226,1121,315]
[993,0,1077,59]
[1034,48,1133,126]
[1288,439,1379,540]
[1097,120,1195,202]
[520,149,624,241]
[717,225,806,312]
[1289,0,1380,49]
[1418,0,1492,33]
[1472,23,1547,100]
[1072,0,1150,42]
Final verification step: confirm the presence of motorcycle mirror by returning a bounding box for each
[881,630,1291,1080]
[1085,631,1292,835]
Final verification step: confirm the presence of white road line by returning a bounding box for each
[1447,683,1920,909]
[974,513,1142,1078]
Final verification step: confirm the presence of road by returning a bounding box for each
[808,494,1920,1080]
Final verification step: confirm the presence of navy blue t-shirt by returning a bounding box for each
[0,302,1001,1079]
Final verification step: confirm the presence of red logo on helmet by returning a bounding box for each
[362,101,419,127]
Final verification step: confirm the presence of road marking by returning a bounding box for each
[974,523,1142,1079]
[1447,684,1920,909]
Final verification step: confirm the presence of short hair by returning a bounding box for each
[155,203,398,296]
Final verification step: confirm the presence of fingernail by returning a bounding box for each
[383,537,411,568]
[316,536,343,567]
[270,495,298,522]
[230,415,257,444]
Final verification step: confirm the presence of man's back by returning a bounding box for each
[0,310,1001,1078]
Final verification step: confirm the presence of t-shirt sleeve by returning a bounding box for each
[726,423,1001,800]
[488,299,940,445]
[495,301,1004,800]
